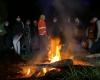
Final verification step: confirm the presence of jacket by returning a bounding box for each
[38,19,47,35]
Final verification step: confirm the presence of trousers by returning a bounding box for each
[13,34,23,54]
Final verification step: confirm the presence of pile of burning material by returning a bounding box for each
[11,56,100,80]
[15,38,92,77]
[10,37,100,80]
[6,53,100,80]
[13,61,100,80]
[16,59,73,77]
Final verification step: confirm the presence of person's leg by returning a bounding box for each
[41,35,48,60]
[27,34,31,53]
[17,41,20,54]
[17,34,23,54]
[13,34,21,54]
[90,39,100,53]
[88,39,94,49]
[13,36,18,53]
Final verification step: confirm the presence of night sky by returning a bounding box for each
[2,0,100,21]
[5,0,42,20]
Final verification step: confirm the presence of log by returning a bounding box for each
[86,53,100,58]
[49,59,73,68]
[73,54,100,66]
[19,59,73,69]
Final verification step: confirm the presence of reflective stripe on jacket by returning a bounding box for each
[38,19,47,35]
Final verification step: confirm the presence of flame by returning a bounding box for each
[27,68,31,75]
[49,46,61,63]
[38,37,91,77]
[48,37,61,63]
[37,68,47,77]
[43,68,47,74]
[40,37,61,75]
[21,67,31,76]
[20,66,37,78]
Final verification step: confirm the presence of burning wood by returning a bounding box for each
[33,59,73,68]
[19,59,73,68]
[17,36,100,78]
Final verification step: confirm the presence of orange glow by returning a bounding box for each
[36,37,91,77]
[40,37,61,75]
[42,68,47,75]
[48,37,61,63]
[27,68,31,75]
[20,66,37,78]
[21,67,31,76]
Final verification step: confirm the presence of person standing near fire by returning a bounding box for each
[4,21,13,49]
[87,17,98,50]
[12,16,24,54]
[38,14,47,36]
[24,20,31,54]
[96,19,100,41]
[31,20,40,51]
[38,14,48,60]
[89,17,100,53]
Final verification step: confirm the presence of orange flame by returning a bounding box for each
[38,37,91,77]
[41,37,61,75]
[21,67,31,76]
[48,37,61,63]
[27,68,31,75]
[20,66,37,78]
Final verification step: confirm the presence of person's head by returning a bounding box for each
[53,17,57,23]
[16,16,21,22]
[40,14,45,20]
[67,17,71,23]
[90,17,98,23]
[4,21,9,26]
[26,20,30,25]
[33,20,37,26]
[75,17,80,25]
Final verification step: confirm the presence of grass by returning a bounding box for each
[37,65,100,80]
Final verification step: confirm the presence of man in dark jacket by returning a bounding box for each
[24,20,31,54]
[4,21,13,49]
[13,16,24,54]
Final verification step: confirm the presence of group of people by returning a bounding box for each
[50,16,100,54]
[1,14,47,55]
[78,17,100,53]
[1,14,100,56]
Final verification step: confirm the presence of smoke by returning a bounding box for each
[48,0,88,39]
[28,0,89,64]
[48,0,79,41]
[51,0,89,19]
[50,0,88,57]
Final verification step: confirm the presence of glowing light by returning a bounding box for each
[42,37,61,75]
[48,37,61,63]
[27,68,31,75]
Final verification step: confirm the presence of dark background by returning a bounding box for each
[0,0,100,22]
[4,0,42,21]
